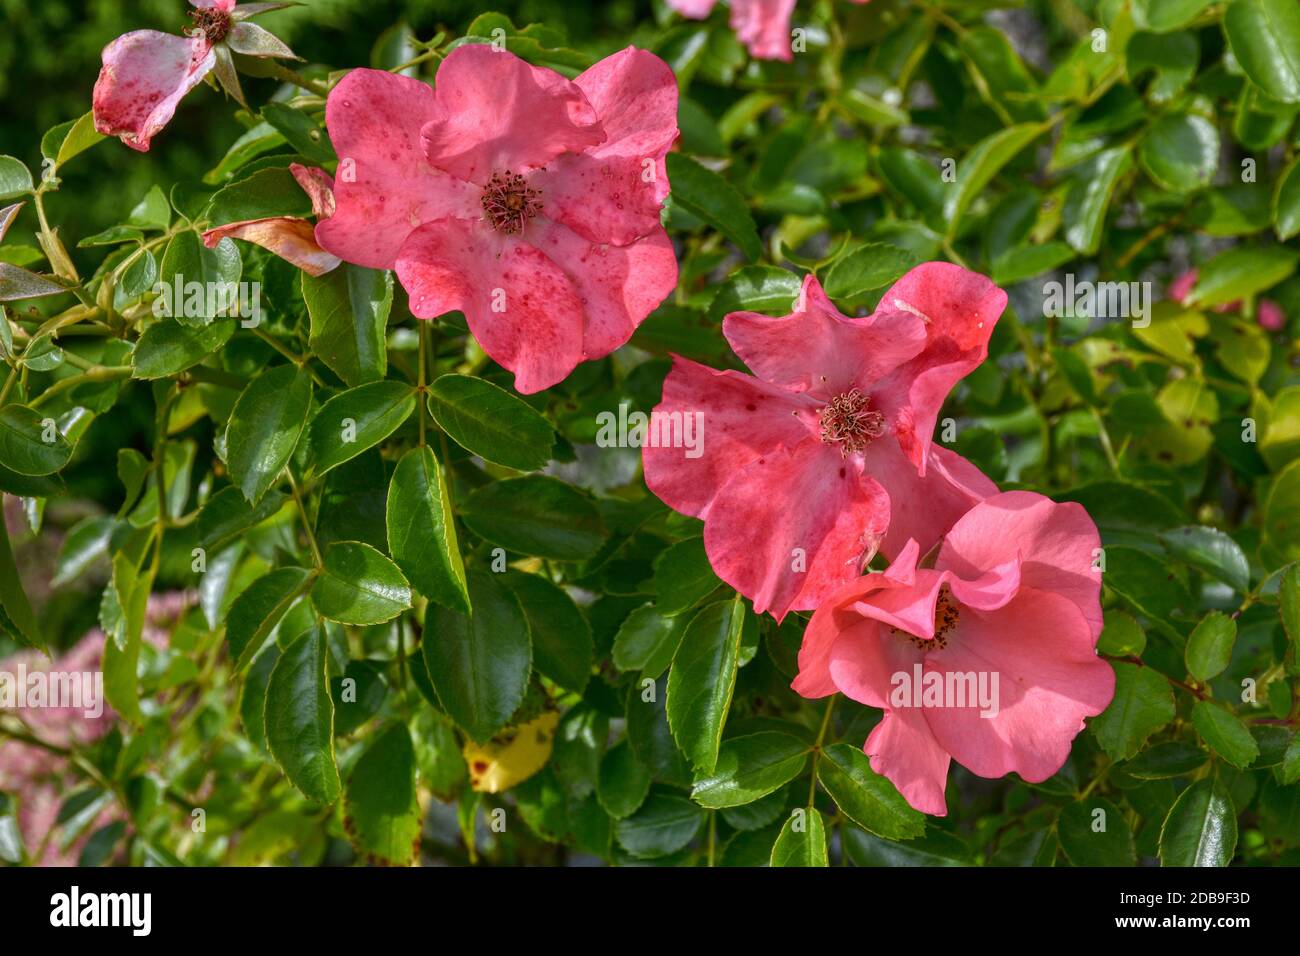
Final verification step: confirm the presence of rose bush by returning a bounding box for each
[1,0,1300,868]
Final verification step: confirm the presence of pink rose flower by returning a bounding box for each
[642,263,1007,622]
[792,491,1114,816]
[1258,298,1286,332]
[93,1,297,152]
[202,163,341,276]
[314,45,680,394]
[666,0,870,62]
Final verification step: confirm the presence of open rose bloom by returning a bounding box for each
[643,263,1006,622]
[793,491,1114,815]
[93,0,297,152]
[666,0,870,61]
[315,44,680,394]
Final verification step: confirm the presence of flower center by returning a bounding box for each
[892,586,961,651]
[481,172,543,235]
[818,388,885,456]
[189,8,233,44]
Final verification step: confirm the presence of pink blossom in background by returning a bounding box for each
[664,0,871,62]
[643,263,1007,622]
[315,45,679,394]
[1168,267,1286,331]
[202,163,341,276]
[792,491,1113,815]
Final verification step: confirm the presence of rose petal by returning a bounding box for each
[93,31,216,153]
[665,0,718,16]
[202,218,340,277]
[315,68,478,270]
[420,45,604,185]
[395,217,585,394]
[531,47,679,246]
[289,163,335,219]
[731,0,799,62]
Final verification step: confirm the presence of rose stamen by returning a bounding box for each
[481,171,543,235]
[818,388,885,456]
[891,585,961,651]
[188,7,233,44]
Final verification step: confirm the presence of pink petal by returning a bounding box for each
[289,163,335,219]
[642,358,815,521]
[937,490,1103,641]
[665,0,718,15]
[869,262,1007,473]
[1168,268,1197,304]
[723,274,926,398]
[202,218,340,276]
[315,69,478,270]
[731,0,798,62]
[1259,299,1286,331]
[701,439,891,621]
[825,612,923,710]
[529,219,678,361]
[93,31,215,153]
[420,45,604,185]
[531,47,679,246]
[395,218,585,394]
[191,0,236,9]
[862,440,997,561]
[922,589,1114,783]
[864,705,951,816]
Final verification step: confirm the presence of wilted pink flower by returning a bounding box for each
[315,45,680,394]
[93,0,297,152]
[793,491,1113,816]
[202,163,340,276]
[642,263,1006,622]
[665,0,870,62]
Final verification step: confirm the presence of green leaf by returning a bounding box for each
[1192,702,1259,768]
[504,570,593,694]
[0,156,33,201]
[426,374,554,471]
[132,317,237,379]
[42,112,105,168]
[821,243,920,301]
[386,446,469,614]
[770,808,828,867]
[665,153,761,261]
[260,102,336,164]
[653,536,720,616]
[612,604,686,679]
[128,185,171,230]
[206,166,313,227]
[197,485,287,552]
[303,265,391,388]
[422,571,531,743]
[1223,0,1300,103]
[1058,798,1136,866]
[240,644,280,752]
[1159,778,1237,866]
[1184,611,1238,682]
[0,263,66,301]
[459,475,605,561]
[226,566,313,670]
[817,742,926,840]
[1139,113,1219,192]
[156,231,243,326]
[343,722,420,865]
[1282,565,1300,652]
[309,380,415,477]
[310,541,412,626]
[265,628,340,804]
[597,741,652,819]
[614,792,705,859]
[691,732,809,809]
[1062,147,1132,255]
[0,514,42,650]
[705,265,802,322]
[1090,661,1176,761]
[1186,245,1298,307]
[1273,154,1300,240]
[1123,740,1208,779]
[943,123,1044,234]
[0,404,72,476]
[1132,0,1213,32]
[991,241,1076,285]
[666,598,746,774]
[225,364,312,503]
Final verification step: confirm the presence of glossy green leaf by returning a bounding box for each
[817,742,926,840]
[1159,778,1237,866]
[666,598,746,774]
[226,566,313,670]
[1223,0,1300,104]
[310,541,412,626]
[459,475,605,561]
[1192,702,1259,768]
[343,722,420,865]
[265,628,340,804]
[426,374,554,471]
[1183,611,1237,682]
[386,446,469,614]
[666,153,761,261]
[224,364,312,503]
[309,380,415,476]
[1090,661,1176,761]
[691,732,809,809]
[770,808,828,867]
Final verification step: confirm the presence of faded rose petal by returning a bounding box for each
[202,218,340,276]
[395,217,585,394]
[665,0,719,15]
[701,439,891,620]
[642,357,816,520]
[731,0,799,62]
[289,163,335,219]
[869,262,1006,473]
[420,45,605,185]
[723,274,927,398]
[530,219,678,360]
[93,31,216,152]
[531,47,679,246]
[315,69,478,270]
